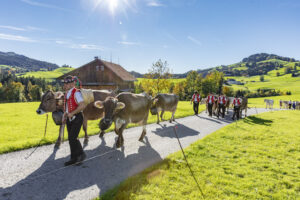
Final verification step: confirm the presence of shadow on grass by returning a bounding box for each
[243,116,273,126]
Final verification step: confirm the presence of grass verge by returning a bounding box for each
[98,110,300,200]
[0,101,203,154]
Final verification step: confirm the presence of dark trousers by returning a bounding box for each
[193,102,199,114]
[232,106,240,120]
[217,103,225,118]
[208,103,213,116]
[66,112,84,160]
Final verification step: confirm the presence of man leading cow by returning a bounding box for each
[232,96,241,120]
[206,92,215,117]
[217,93,227,118]
[61,75,86,166]
[191,91,201,115]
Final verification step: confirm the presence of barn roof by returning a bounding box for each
[57,58,136,82]
[101,60,136,81]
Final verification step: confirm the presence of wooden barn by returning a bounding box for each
[58,57,136,91]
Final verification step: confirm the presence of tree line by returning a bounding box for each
[0,74,61,102]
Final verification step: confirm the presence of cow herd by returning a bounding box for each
[36,90,179,148]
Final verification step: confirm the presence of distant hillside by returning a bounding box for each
[177,53,299,78]
[0,51,59,72]
[19,67,74,81]
[130,71,143,78]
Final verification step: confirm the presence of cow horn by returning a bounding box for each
[116,102,125,110]
[94,101,104,109]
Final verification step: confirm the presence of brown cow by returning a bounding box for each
[36,90,115,148]
[239,97,249,118]
[150,93,179,124]
[94,92,153,148]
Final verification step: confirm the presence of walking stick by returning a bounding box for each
[44,114,48,137]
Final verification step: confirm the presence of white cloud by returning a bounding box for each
[0,25,47,32]
[118,41,141,46]
[0,25,26,31]
[70,44,105,50]
[187,35,202,46]
[21,0,71,12]
[147,0,164,7]
[0,33,36,42]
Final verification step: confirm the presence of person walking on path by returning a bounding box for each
[292,101,296,110]
[232,96,241,120]
[191,91,201,115]
[288,100,292,109]
[206,92,215,117]
[217,93,227,118]
[62,75,86,166]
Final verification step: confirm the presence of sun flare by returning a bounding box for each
[89,0,134,16]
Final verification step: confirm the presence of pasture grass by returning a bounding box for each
[0,101,204,154]
[98,110,300,200]
[18,67,73,81]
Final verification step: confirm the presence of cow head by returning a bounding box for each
[150,98,159,115]
[94,97,125,131]
[36,91,64,115]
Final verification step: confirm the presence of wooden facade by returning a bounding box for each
[58,57,136,91]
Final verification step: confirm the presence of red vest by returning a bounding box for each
[192,94,200,102]
[207,95,215,103]
[65,88,79,113]
[218,96,226,104]
[233,98,241,106]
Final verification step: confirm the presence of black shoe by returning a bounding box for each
[76,153,86,165]
[64,158,77,166]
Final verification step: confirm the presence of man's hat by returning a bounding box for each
[62,75,76,84]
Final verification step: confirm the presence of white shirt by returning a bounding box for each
[66,88,83,113]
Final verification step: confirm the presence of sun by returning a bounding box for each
[89,0,134,16]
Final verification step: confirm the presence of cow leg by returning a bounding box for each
[170,110,175,122]
[116,123,126,148]
[156,113,160,124]
[83,118,89,145]
[139,124,147,142]
[160,110,165,121]
[99,130,105,138]
[115,119,127,148]
[55,125,64,148]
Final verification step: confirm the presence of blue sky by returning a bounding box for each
[0,0,300,73]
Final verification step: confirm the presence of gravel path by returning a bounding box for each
[0,108,270,200]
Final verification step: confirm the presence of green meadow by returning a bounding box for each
[99,110,300,200]
[19,67,73,81]
[0,101,204,154]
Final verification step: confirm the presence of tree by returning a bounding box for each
[142,59,172,95]
[26,80,33,101]
[186,71,198,95]
[260,75,264,82]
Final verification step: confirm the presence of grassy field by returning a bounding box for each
[0,101,204,154]
[98,110,300,200]
[19,67,73,81]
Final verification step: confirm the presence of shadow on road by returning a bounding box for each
[0,137,162,200]
[152,122,199,138]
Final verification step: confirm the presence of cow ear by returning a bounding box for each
[54,92,64,99]
[94,101,104,109]
[116,102,125,110]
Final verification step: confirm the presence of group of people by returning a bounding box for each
[279,99,298,110]
[191,91,242,120]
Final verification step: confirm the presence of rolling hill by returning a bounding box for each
[0,51,59,72]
